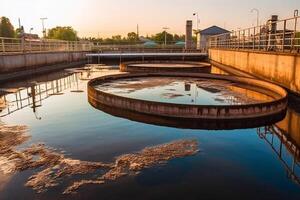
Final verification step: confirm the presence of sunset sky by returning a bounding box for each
[0,0,298,38]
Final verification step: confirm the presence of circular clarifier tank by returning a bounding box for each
[120,61,211,73]
[88,73,288,122]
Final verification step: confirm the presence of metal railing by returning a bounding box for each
[258,125,300,185]
[209,15,300,52]
[0,37,93,54]
[92,44,201,53]
[0,37,203,54]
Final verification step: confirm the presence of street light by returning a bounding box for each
[29,28,33,34]
[193,13,200,30]
[162,27,170,46]
[251,8,260,27]
[40,17,48,38]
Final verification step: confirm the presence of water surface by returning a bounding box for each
[0,64,299,200]
[95,76,275,105]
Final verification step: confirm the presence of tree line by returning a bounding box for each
[0,16,187,44]
[84,32,186,44]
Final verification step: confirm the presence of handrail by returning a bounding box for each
[208,15,300,52]
[0,36,202,54]
[0,37,93,54]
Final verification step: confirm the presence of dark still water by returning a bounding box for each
[0,65,299,200]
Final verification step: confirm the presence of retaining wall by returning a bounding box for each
[120,61,211,73]
[88,73,288,120]
[0,51,87,73]
[209,48,300,95]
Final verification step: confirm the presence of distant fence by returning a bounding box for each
[0,37,93,54]
[0,37,203,54]
[92,44,200,53]
[209,15,300,52]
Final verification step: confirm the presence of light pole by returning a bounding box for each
[251,8,259,27]
[193,13,200,30]
[162,27,170,46]
[29,28,33,34]
[40,17,48,38]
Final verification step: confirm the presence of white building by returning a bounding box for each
[195,26,229,51]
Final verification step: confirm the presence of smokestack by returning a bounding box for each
[268,15,278,50]
[185,20,193,49]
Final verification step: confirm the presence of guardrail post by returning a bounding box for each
[243,30,245,49]
[258,26,261,50]
[21,36,25,53]
[253,27,256,50]
[29,40,32,52]
[238,30,240,49]
[1,38,5,53]
[292,16,298,51]
[248,28,250,49]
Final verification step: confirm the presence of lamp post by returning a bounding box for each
[162,27,170,46]
[193,12,200,30]
[29,28,33,34]
[251,8,259,27]
[40,17,48,38]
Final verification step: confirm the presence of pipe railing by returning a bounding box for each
[0,37,202,54]
[92,44,201,53]
[0,37,93,54]
[209,15,300,52]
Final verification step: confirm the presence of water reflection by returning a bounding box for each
[89,100,286,130]
[0,73,79,118]
[212,65,300,186]
[258,124,300,185]
[0,64,300,199]
[0,66,120,118]
[211,66,229,75]
[95,77,277,106]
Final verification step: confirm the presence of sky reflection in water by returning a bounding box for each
[0,65,299,200]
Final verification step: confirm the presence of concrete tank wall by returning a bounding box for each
[88,73,288,120]
[209,49,300,95]
[0,51,87,73]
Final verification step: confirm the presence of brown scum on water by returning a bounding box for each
[0,124,199,195]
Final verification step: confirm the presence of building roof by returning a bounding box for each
[199,26,229,35]
[143,41,158,47]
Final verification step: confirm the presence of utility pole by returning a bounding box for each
[193,13,200,30]
[163,27,170,46]
[18,18,21,29]
[251,8,260,27]
[40,17,48,38]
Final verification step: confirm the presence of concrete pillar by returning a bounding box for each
[185,20,193,49]
[268,15,278,50]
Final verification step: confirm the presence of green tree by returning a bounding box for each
[0,17,15,38]
[127,32,138,42]
[47,26,78,41]
[152,31,174,44]
[111,35,122,42]
[174,34,185,42]
[15,26,25,38]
